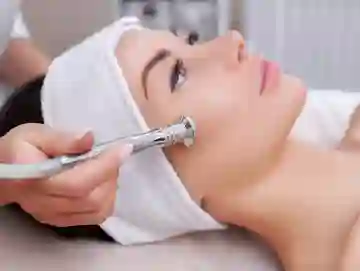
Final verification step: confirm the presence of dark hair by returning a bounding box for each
[0,75,45,136]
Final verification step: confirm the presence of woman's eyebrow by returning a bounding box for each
[141,49,171,99]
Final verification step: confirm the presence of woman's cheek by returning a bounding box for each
[174,96,241,143]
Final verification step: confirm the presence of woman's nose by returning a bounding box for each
[227,30,245,50]
[209,30,246,66]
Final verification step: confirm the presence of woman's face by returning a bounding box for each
[116,28,306,187]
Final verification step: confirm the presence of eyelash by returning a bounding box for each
[170,33,199,91]
[170,59,186,91]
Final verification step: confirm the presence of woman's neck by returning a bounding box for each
[229,140,360,271]
[167,135,360,270]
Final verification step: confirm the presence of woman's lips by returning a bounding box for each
[260,60,280,94]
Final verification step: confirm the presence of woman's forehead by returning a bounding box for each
[122,28,180,50]
[118,28,189,73]
[116,28,182,90]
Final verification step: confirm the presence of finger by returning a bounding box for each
[12,123,94,157]
[38,190,116,227]
[34,179,117,215]
[40,144,131,197]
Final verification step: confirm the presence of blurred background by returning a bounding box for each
[22,0,360,90]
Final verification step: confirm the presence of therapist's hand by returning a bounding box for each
[0,124,132,227]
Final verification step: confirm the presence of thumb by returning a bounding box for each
[12,124,94,157]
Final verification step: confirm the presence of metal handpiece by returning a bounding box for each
[0,116,196,180]
[59,116,196,167]
[100,115,195,152]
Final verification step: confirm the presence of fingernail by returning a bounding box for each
[119,144,133,160]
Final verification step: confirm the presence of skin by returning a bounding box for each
[0,39,50,88]
[338,106,360,271]
[116,28,360,271]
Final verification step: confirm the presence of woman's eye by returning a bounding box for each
[170,59,187,91]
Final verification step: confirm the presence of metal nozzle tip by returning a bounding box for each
[180,116,196,147]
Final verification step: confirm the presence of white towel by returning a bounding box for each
[291,90,360,148]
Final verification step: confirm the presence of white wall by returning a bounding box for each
[240,0,360,90]
[22,0,360,90]
[22,0,120,57]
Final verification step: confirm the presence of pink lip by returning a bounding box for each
[260,60,280,94]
